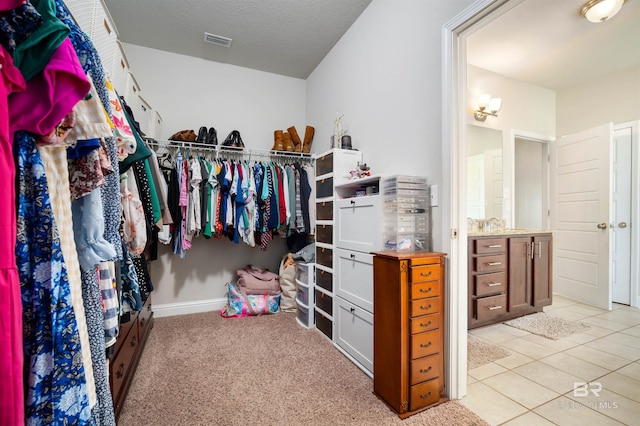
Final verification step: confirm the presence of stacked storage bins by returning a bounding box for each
[295,262,315,328]
[381,176,431,252]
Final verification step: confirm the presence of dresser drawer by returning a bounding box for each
[138,298,153,339]
[315,268,333,292]
[335,248,373,312]
[410,296,440,317]
[110,319,139,398]
[316,201,333,220]
[336,298,373,373]
[410,280,441,300]
[410,378,440,411]
[316,177,334,199]
[315,289,333,316]
[114,313,137,355]
[474,254,506,273]
[410,354,440,385]
[316,152,334,176]
[410,313,440,334]
[316,246,333,269]
[315,309,332,340]
[475,294,507,321]
[475,272,506,297]
[316,224,333,244]
[410,264,441,283]
[473,237,506,254]
[411,329,440,359]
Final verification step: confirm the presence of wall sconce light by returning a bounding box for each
[581,0,625,23]
[473,94,502,122]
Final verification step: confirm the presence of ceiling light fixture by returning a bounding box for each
[473,94,502,122]
[580,0,625,23]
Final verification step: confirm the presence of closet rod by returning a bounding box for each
[145,138,314,162]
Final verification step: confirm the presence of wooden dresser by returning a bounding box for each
[373,251,447,418]
[110,295,154,419]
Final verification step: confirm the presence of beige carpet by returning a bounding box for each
[467,334,511,369]
[118,311,489,426]
[504,312,590,340]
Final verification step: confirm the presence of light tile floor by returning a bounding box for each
[461,295,640,425]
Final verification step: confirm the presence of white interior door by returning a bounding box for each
[550,123,612,310]
[612,126,632,304]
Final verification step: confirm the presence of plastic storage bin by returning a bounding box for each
[381,175,431,252]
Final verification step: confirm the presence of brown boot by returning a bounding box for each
[287,126,303,152]
[302,125,315,153]
[272,130,284,151]
[283,132,294,151]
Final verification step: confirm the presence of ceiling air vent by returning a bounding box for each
[204,32,232,47]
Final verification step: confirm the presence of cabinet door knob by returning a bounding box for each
[350,307,355,313]
[350,199,356,205]
[350,253,356,259]
[116,362,125,379]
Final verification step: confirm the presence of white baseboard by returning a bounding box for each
[153,298,227,318]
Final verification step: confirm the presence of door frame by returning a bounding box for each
[613,120,640,308]
[441,0,518,400]
[510,129,553,228]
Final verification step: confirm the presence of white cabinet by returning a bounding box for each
[335,298,374,373]
[335,196,382,253]
[335,248,374,312]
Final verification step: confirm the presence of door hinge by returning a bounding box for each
[450,228,458,239]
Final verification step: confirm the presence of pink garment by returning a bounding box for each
[8,37,90,137]
[0,45,26,426]
[0,0,25,11]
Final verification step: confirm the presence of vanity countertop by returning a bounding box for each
[467,228,553,237]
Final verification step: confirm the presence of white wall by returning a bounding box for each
[557,64,640,136]
[121,43,307,309]
[122,43,307,149]
[306,0,476,252]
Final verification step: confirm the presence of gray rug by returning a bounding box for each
[467,334,511,369]
[504,312,590,340]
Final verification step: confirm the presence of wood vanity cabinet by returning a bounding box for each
[373,251,447,418]
[468,233,552,329]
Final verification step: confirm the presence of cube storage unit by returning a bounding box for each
[295,262,315,329]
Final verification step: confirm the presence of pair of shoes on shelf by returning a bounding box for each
[287,125,314,153]
[196,126,218,145]
[221,130,244,149]
[169,129,197,142]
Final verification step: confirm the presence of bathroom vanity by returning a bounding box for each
[468,229,552,329]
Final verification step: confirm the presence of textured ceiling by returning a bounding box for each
[104,0,638,89]
[468,0,640,91]
[103,0,372,79]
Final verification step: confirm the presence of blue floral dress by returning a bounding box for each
[15,131,92,425]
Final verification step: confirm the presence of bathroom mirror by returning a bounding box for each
[466,125,503,220]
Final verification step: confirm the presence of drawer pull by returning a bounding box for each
[419,342,432,348]
[420,271,433,278]
[350,307,355,313]
[130,335,137,347]
[116,362,125,379]
[420,321,433,328]
[350,253,356,259]
[140,318,146,328]
[488,244,502,248]
[420,304,433,311]
[420,366,433,374]
[487,283,502,287]
[487,262,502,266]
[419,287,433,294]
[350,199,356,205]
[420,391,433,399]
[488,305,503,311]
